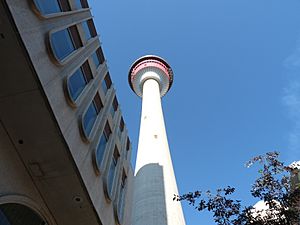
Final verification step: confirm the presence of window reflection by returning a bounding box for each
[50,26,82,61]
[110,97,118,118]
[108,147,119,194]
[68,68,86,100]
[51,29,75,60]
[96,122,111,169]
[34,0,71,14]
[125,138,130,160]
[118,118,124,139]
[68,61,92,101]
[34,0,61,14]
[83,102,98,136]
[118,171,127,222]
[74,0,89,9]
[92,51,100,68]
[83,94,102,136]
[101,74,112,95]
[82,21,92,41]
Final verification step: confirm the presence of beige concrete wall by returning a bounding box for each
[0,123,56,225]
[0,0,134,225]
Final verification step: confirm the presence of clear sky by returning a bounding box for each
[89,0,300,224]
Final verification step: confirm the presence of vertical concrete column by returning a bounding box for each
[135,78,166,172]
[129,56,186,225]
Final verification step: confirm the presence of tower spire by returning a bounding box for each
[129,55,186,225]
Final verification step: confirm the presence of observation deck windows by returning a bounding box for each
[95,122,112,170]
[50,26,82,61]
[67,61,92,101]
[83,93,103,137]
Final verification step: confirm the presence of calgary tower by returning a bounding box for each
[129,55,186,225]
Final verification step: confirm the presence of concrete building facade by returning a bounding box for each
[0,1,133,225]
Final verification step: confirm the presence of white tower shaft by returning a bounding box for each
[135,77,169,173]
[133,75,186,225]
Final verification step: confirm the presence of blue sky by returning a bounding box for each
[89,0,300,224]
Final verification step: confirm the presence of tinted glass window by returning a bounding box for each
[125,138,130,159]
[74,0,89,8]
[69,26,82,49]
[118,172,127,221]
[102,75,112,95]
[68,68,87,101]
[110,98,118,118]
[96,123,111,169]
[74,0,82,9]
[83,102,98,136]
[92,51,100,68]
[68,62,92,101]
[126,138,130,151]
[93,93,103,113]
[82,21,92,41]
[96,134,108,168]
[101,79,108,94]
[108,148,119,193]
[110,105,116,118]
[34,0,61,14]
[51,29,75,60]
[117,118,124,139]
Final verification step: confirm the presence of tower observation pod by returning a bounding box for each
[129,55,186,225]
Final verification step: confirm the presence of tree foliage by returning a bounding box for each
[174,152,300,225]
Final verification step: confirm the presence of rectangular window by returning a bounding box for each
[93,93,103,113]
[34,0,61,14]
[83,94,101,136]
[96,133,108,168]
[84,20,97,38]
[126,138,130,151]
[91,52,100,68]
[118,118,124,139]
[125,138,130,159]
[34,0,70,14]
[69,25,82,49]
[82,21,92,41]
[51,29,75,60]
[110,97,118,118]
[83,102,97,136]
[96,122,112,169]
[104,122,112,137]
[108,147,120,193]
[74,0,89,9]
[92,48,105,68]
[81,61,93,81]
[68,68,86,100]
[59,0,71,11]
[101,74,112,94]
[50,26,82,61]
[118,171,127,220]
[68,61,92,101]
